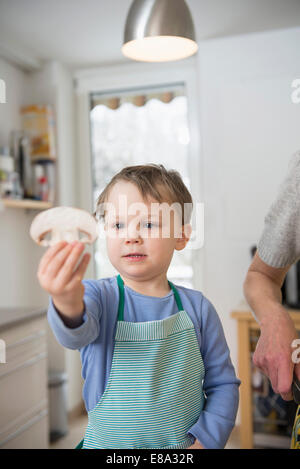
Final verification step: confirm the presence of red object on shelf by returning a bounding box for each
[38,176,49,201]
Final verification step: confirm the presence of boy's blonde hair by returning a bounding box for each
[94,164,193,225]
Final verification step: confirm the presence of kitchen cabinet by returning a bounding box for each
[0,308,49,449]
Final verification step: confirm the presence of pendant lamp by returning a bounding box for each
[122,0,198,62]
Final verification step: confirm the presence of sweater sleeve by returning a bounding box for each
[187,296,240,449]
[257,150,300,268]
[47,279,102,350]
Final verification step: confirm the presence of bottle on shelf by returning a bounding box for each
[37,175,49,201]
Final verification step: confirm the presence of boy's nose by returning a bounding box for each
[124,222,143,243]
[125,236,142,244]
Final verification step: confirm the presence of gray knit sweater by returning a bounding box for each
[257,151,300,268]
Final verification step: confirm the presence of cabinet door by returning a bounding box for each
[0,317,49,448]
[1,411,48,449]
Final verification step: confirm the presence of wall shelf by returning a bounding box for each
[1,199,53,210]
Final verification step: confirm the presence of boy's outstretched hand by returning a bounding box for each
[37,240,91,327]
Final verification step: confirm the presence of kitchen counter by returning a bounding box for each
[0,307,47,330]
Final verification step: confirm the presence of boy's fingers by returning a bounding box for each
[50,243,84,283]
[38,241,68,275]
[66,253,91,290]
[44,242,76,279]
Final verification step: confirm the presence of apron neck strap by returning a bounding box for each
[116,274,184,322]
[168,280,184,312]
[117,274,125,322]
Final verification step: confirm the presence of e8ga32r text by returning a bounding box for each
[150,453,194,464]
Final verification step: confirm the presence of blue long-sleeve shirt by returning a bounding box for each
[47,276,240,449]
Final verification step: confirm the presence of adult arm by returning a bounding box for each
[243,251,300,400]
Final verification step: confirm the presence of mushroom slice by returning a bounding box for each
[30,206,98,247]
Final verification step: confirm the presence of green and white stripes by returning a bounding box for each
[115,310,193,341]
[82,311,205,449]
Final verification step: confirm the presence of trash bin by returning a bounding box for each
[48,371,68,442]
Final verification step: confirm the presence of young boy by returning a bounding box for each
[40,164,240,449]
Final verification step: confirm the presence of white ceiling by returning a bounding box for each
[0,0,300,70]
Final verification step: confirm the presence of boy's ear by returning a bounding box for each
[175,224,192,251]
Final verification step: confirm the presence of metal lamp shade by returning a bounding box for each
[122,0,198,62]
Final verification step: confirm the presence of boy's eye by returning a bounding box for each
[144,222,158,229]
[113,221,158,230]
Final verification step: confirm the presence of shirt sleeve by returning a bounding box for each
[257,150,300,268]
[47,279,102,350]
[187,296,241,449]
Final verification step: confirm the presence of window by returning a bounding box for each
[89,83,195,288]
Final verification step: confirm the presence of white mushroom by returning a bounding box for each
[30,206,98,247]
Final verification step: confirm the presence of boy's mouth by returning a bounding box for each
[123,253,147,261]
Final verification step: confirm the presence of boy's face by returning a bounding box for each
[103,181,191,282]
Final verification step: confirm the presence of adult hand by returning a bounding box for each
[253,304,300,401]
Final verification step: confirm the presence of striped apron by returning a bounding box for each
[80,274,205,449]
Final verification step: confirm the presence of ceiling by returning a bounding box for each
[0,0,300,71]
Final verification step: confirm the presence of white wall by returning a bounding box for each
[27,60,82,412]
[0,58,82,412]
[196,27,300,390]
[0,58,25,145]
[0,58,49,309]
